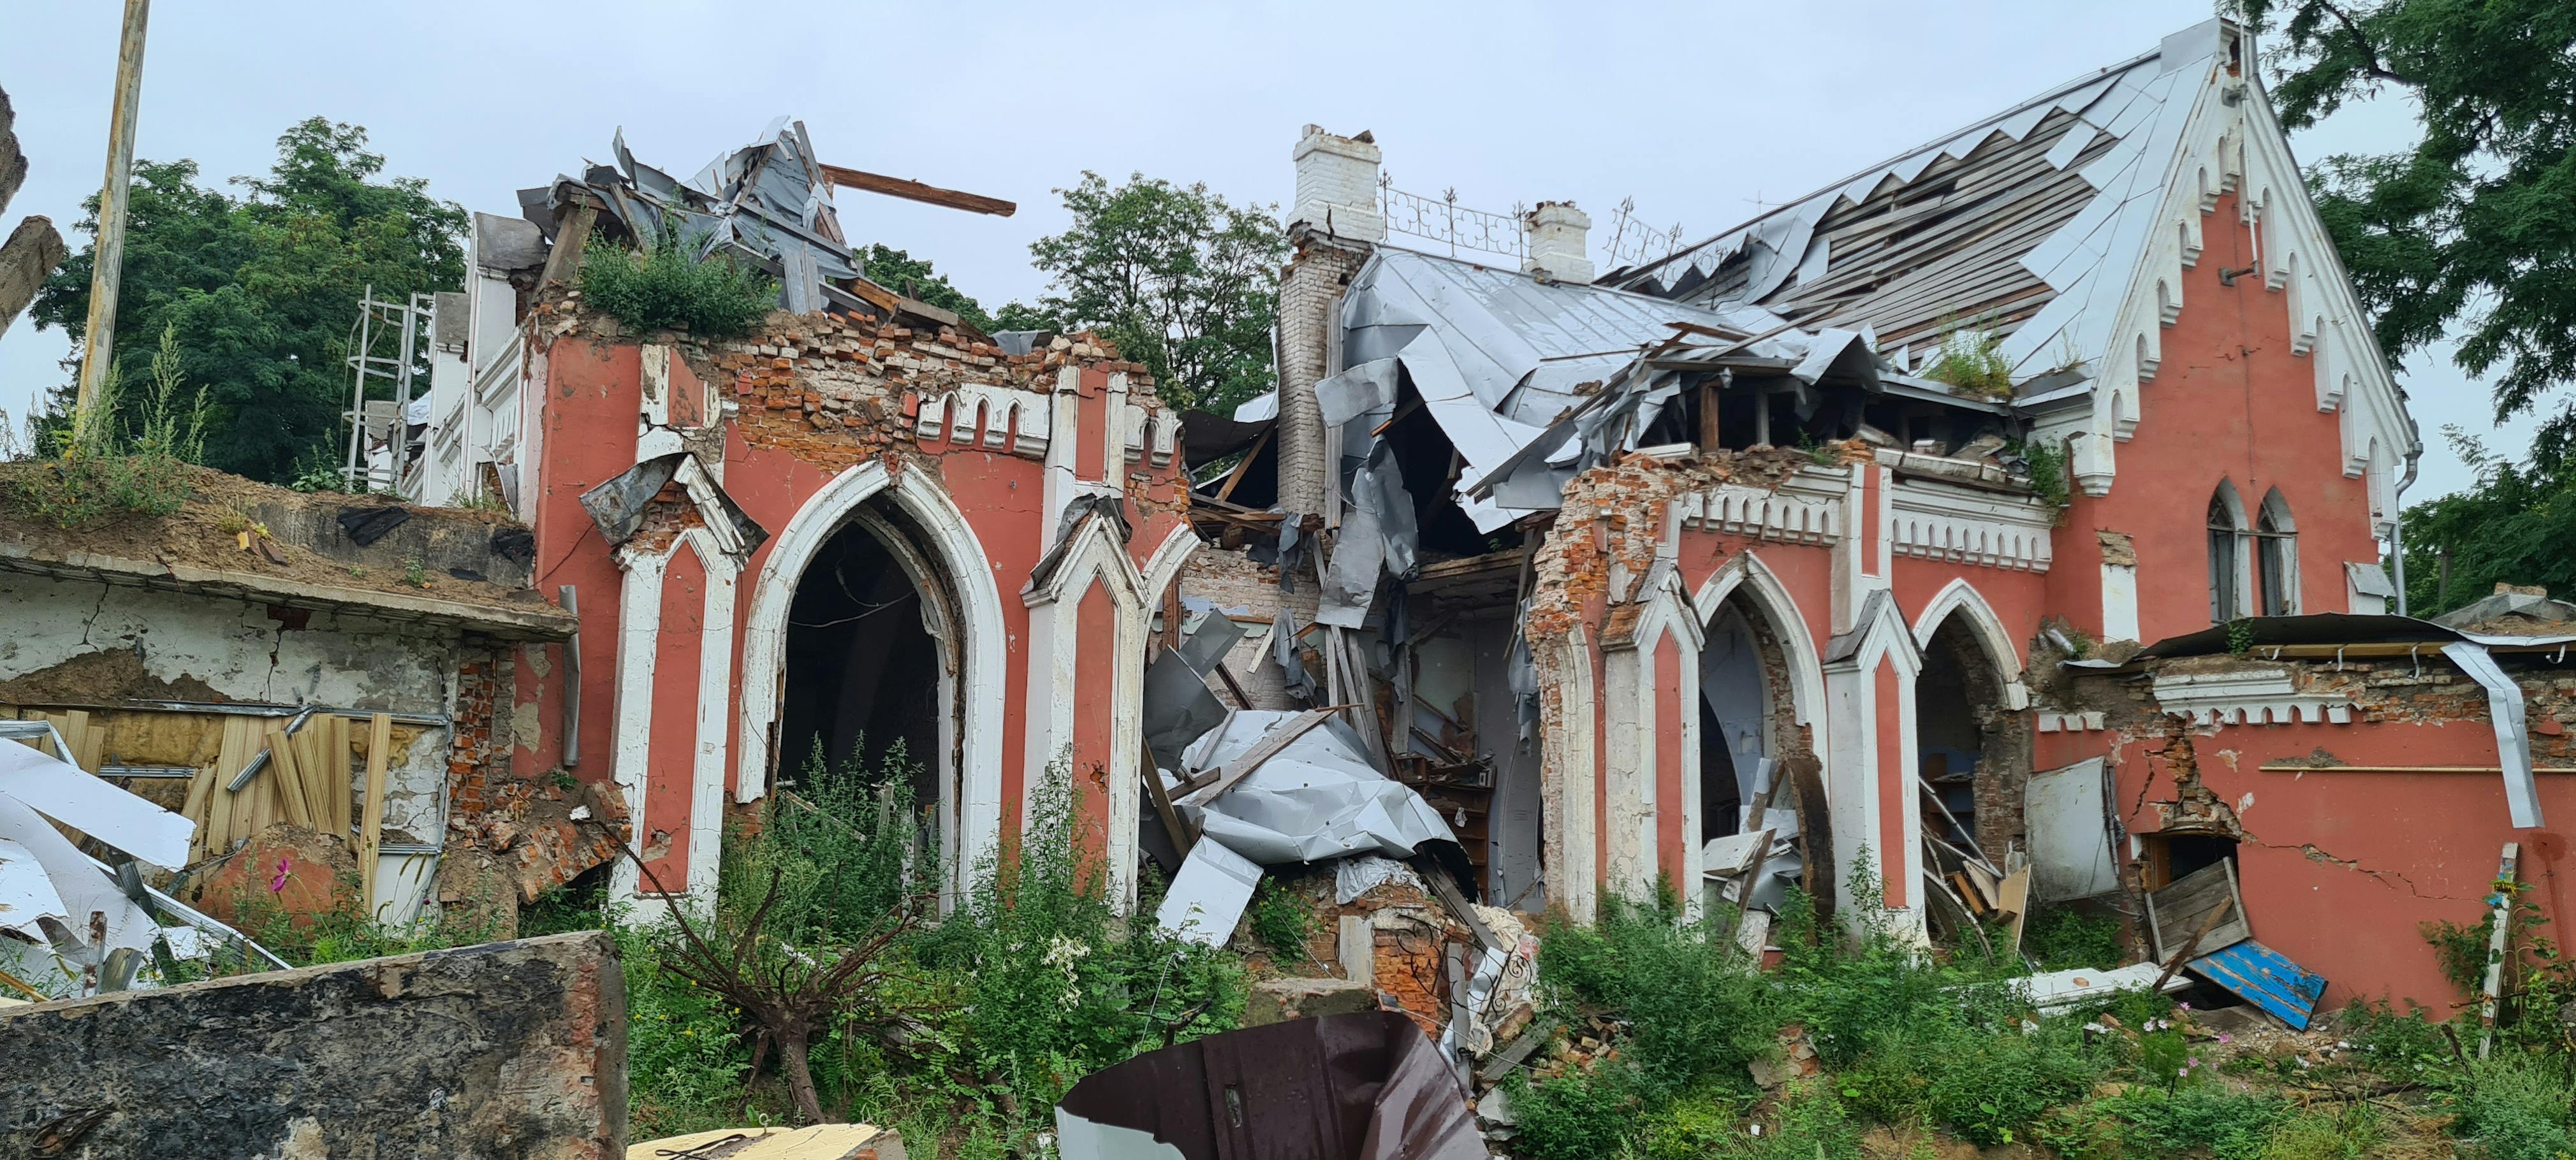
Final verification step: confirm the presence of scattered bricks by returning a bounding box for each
[0,931,627,1157]
[1245,977,1379,1026]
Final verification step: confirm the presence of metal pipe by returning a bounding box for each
[559,584,581,767]
[2392,445,2420,616]
[70,0,152,421]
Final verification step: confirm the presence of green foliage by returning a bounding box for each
[1732,1080,1866,1160]
[2455,1052,2576,1160]
[2025,906,2125,971]
[7,324,208,528]
[2228,618,2259,655]
[2396,426,2576,617]
[2248,0,2576,469]
[1018,171,1287,413]
[580,223,777,340]
[2093,1085,2295,1160]
[1245,879,1312,961]
[621,924,758,1138]
[2009,436,2071,513]
[1922,328,2016,398]
[861,244,995,332]
[33,119,467,483]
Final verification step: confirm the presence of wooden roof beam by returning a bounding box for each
[819,163,1016,217]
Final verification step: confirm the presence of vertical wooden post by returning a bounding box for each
[71,0,152,420]
[2479,842,2521,1059]
[359,713,393,920]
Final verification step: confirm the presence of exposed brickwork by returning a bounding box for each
[449,635,513,822]
[1176,547,1317,710]
[1274,229,1371,513]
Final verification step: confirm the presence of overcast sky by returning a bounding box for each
[0,0,2549,498]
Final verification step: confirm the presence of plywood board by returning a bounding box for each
[2147,857,2250,961]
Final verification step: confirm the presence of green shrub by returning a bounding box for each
[2455,1053,2576,1160]
[1246,878,1312,961]
[580,222,779,339]
[1922,328,2015,398]
[2025,906,2124,971]
[2097,1086,2294,1160]
[1511,1063,1641,1160]
[1921,1022,2107,1145]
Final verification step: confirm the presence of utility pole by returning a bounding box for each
[71,0,151,424]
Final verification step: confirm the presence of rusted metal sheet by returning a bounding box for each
[1055,1010,1489,1160]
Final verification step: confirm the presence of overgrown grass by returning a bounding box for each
[6,323,208,528]
[1922,327,2016,398]
[580,222,779,340]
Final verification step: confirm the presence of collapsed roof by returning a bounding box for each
[1611,20,2236,388]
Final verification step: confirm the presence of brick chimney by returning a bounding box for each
[1289,125,1384,243]
[1275,126,1381,516]
[1523,201,1593,284]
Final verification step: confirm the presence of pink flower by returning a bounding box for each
[2217,1033,2230,1044]
[270,857,293,892]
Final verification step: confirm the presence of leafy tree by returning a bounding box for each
[1018,172,1286,414]
[2395,425,2576,614]
[34,118,465,483]
[860,243,995,332]
[2246,0,2576,463]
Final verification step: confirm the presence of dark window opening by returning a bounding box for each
[777,508,946,813]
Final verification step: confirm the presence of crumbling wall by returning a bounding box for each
[2077,653,2576,1010]
[0,931,626,1157]
[0,577,457,843]
[1177,546,1315,710]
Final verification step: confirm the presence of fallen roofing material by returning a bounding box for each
[627,1124,907,1159]
[1055,1010,1489,1160]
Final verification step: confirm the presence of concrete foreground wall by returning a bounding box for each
[0,930,626,1159]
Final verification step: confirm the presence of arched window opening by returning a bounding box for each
[2257,488,2298,617]
[2208,481,2249,623]
[777,498,956,838]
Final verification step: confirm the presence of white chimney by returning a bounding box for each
[1289,126,1384,243]
[1523,201,1594,284]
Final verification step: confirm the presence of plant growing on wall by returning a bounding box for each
[580,222,778,341]
[1922,328,2017,399]
[6,324,207,528]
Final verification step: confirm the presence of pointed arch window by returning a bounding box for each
[2257,488,2299,616]
[2208,482,2249,623]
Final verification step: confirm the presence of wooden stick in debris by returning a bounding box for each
[2149,893,2236,994]
[1139,743,1195,856]
[1915,777,1995,873]
[1209,660,1252,709]
[2479,842,2521,1060]
[1175,708,1337,807]
[328,714,351,833]
[1412,852,1507,953]
[358,713,392,918]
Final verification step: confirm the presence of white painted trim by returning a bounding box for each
[1887,479,2056,572]
[1546,626,1600,924]
[735,461,1010,900]
[1910,577,2031,709]
[1601,567,1709,915]
[607,542,668,903]
[1692,551,1828,739]
[1139,521,1200,607]
[1020,511,1152,910]
[1821,595,1924,941]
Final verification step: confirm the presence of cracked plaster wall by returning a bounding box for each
[2063,655,2576,1013]
[0,575,459,843]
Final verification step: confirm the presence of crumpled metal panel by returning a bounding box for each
[1176,711,1457,865]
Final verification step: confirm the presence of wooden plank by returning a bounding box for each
[2146,858,2250,961]
[2188,939,2327,1031]
[1211,427,1272,504]
[201,720,251,861]
[263,727,313,830]
[359,713,393,918]
[1141,743,1196,857]
[2151,893,2236,992]
[818,163,1016,217]
[177,757,217,846]
[1174,709,1336,807]
[1414,853,1505,953]
[328,714,352,834]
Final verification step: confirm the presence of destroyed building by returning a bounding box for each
[24,17,2564,1029]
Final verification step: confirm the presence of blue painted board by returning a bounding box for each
[2189,939,2327,1030]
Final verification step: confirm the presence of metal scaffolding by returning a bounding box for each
[341,287,436,493]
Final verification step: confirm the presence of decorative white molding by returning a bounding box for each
[1602,565,1708,915]
[605,526,740,904]
[1020,510,1152,911]
[914,383,1053,458]
[1692,551,1829,744]
[2036,711,2109,733]
[1821,591,1924,941]
[1546,626,1600,924]
[1672,467,1847,546]
[736,460,1010,903]
[2150,667,2356,726]
[1888,481,2056,572]
[1910,577,2033,709]
[1122,403,1180,468]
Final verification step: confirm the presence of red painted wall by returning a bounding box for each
[1073,582,1117,866]
[522,339,641,785]
[2103,720,2561,1012]
[643,544,707,888]
[2053,192,2381,643]
[1877,660,1908,907]
[1655,635,1687,888]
